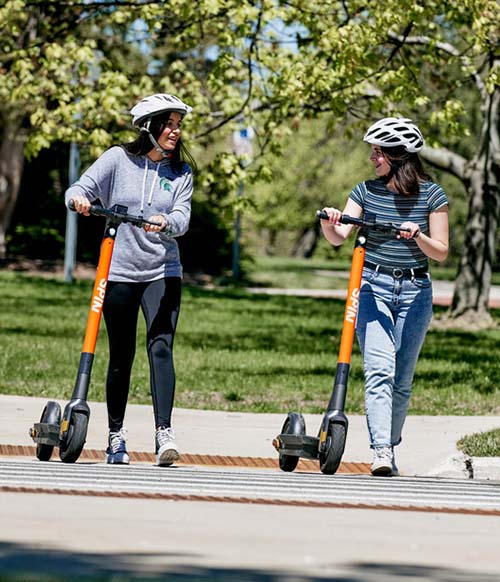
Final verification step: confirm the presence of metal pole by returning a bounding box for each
[232,181,243,280]
[231,125,253,281]
[64,142,80,283]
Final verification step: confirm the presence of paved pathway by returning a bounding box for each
[2,460,500,514]
[247,277,500,308]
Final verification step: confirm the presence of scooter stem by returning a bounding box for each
[327,232,367,412]
[70,222,118,402]
[82,233,115,354]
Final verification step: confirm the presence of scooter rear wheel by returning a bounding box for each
[59,411,89,463]
[319,422,346,475]
[279,413,306,472]
[36,401,61,462]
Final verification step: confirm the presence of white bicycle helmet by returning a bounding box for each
[130,93,192,126]
[363,117,424,153]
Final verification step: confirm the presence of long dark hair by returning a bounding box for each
[122,114,197,174]
[381,146,430,196]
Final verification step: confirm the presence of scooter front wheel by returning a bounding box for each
[319,422,346,475]
[279,413,306,472]
[36,401,61,462]
[59,411,89,463]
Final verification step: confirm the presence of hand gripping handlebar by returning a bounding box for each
[316,210,411,235]
[68,199,164,229]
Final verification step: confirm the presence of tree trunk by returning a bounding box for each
[265,229,277,256]
[292,223,320,258]
[421,89,499,328]
[450,183,498,326]
[0,120,26,259]
[449,90,499,328]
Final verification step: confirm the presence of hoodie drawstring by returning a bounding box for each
[140,158,160,215]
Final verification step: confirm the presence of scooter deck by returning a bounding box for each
[274,433,320,460]
[30,422,60,446]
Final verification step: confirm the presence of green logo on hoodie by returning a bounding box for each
[160,178,171,192]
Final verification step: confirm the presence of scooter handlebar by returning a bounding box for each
[316,210,411,235]
[68,199,164,229]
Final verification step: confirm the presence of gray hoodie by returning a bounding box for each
[65,146,193,282]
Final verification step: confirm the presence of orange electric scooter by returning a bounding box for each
[29,200,163,463]
[273,211,410,475]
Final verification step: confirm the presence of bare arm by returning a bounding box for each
[320,198,363,247]
[400,206,449,262]
[416,206,449,262]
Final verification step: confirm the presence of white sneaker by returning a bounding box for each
[106,427,130,465]
[371,446,393,476]
[155,426,180,466]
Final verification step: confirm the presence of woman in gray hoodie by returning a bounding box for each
[66,93,195,467]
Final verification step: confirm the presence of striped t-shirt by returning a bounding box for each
[348,179,448,269]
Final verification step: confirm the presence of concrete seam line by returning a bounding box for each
[1,485,500,516]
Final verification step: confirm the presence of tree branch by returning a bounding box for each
[195,7,263,139]
[387,30,488,102]
[420,147,468,181]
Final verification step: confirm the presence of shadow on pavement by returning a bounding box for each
[0,542,498,581]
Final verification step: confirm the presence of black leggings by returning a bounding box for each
[102,277,181,432]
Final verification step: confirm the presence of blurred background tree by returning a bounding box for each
[1,0,498,325]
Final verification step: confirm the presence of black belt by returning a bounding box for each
[364,261,428,279]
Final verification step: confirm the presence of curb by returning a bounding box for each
[427,452,500,481]
[469,457,500,480]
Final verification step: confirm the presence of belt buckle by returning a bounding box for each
[392,268,404,278]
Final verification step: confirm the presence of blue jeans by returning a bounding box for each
[355,267,433,449]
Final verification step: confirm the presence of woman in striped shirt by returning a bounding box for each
[320,117,449,476]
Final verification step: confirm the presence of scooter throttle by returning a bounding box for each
[316,210,351,224]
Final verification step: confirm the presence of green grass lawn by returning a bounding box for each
[1,270,499,420]
[458,428,500,457]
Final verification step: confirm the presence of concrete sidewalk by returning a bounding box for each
[1,394,499,479]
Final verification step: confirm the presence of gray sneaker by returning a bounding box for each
[106,427,130,465]
[371,446,393,476]
[155,426,180,466]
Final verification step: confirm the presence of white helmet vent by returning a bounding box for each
[130,94,192,126]
[363,117,424,153]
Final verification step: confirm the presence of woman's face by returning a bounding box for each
[156,111,183,151]
[369,145,391,178]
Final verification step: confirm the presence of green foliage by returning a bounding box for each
[243,119,372,256]
[10,224,64,258]
[178,197,234,275]
[247,120,371,230]
[6,144,69,259]
[2,1,497,170]
[1,0,498,275]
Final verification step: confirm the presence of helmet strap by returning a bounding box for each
[140,124,171,158]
